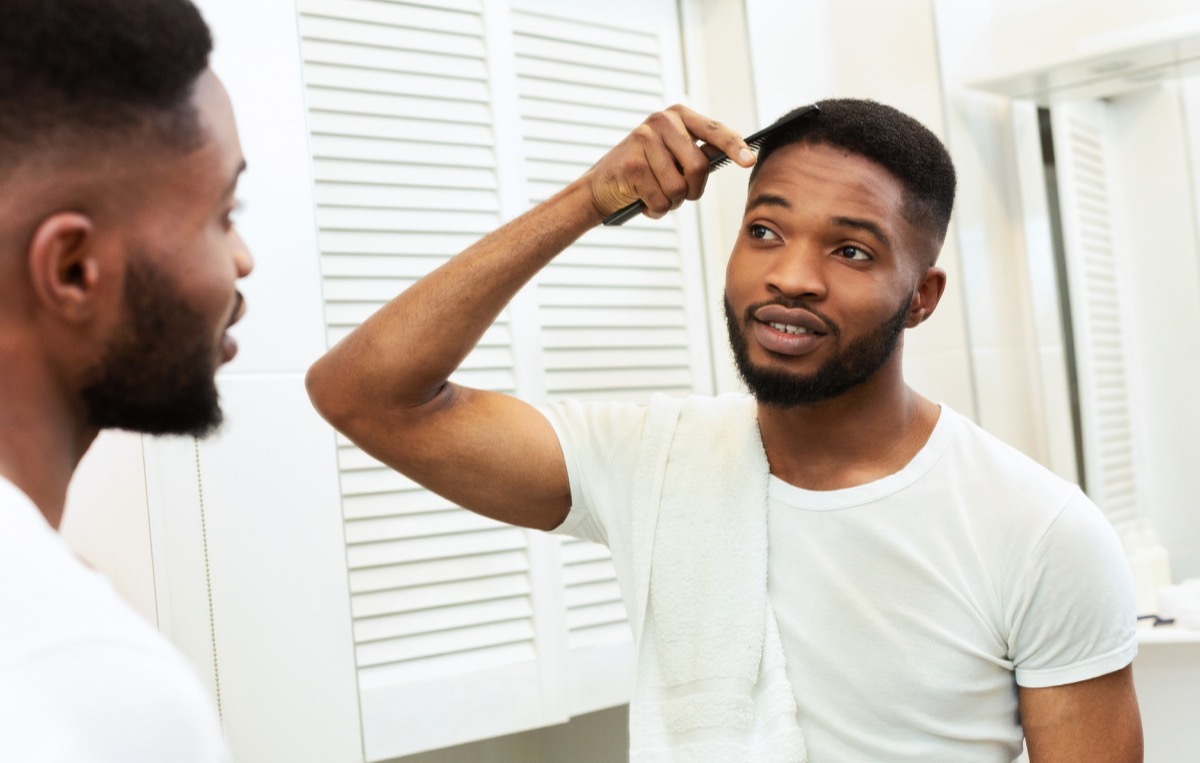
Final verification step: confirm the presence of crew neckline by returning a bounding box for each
[768,405,959,511]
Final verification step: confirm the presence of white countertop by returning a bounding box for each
[1137,624,1200,645]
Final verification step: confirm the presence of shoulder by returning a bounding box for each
[928,408,1108,571]
[939,407,1079,509]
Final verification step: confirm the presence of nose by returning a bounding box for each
[765,242,827,301]
[233,230,254,279]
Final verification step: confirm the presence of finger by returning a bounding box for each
[670,104,754,168]
[655,112,714,202]
[639,129,690,214]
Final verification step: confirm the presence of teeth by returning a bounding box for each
[769,321,812,335]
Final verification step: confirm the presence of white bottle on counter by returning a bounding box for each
[1123,520,1172,617]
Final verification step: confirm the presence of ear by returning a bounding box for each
[27,212,104,323]
[906,266,947,328]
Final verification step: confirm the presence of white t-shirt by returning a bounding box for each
[544,400,1137,762]
[0,477,230,762]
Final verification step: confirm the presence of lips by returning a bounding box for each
[220,292,246,364]
[227,291,246,329]
[753,304,829,335]
[750,303,829,356]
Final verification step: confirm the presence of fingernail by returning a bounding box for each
[738,148,755,164]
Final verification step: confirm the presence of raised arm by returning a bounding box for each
[305,105,753,530]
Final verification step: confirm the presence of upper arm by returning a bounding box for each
[1019,665,1143,762]
[325,382,574,531]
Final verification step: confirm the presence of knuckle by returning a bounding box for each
[684,154,709,177]
[632,124,655,142]
[646,191,670,214]
[621,157,645,177]
[644,111,672,130]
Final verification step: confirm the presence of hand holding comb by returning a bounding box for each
[602,103,820,226]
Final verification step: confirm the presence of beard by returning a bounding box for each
[80,257,225,438]
[724,292,912,408]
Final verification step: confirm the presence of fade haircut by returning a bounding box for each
[751,98,957,255]
[0,0,213,170]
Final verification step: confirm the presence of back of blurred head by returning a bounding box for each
[0,0,249,442]
[0,0,212,169]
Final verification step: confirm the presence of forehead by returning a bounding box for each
[747,142,908,229]
[127,72,239,217]
[178,70,243,187]
[192,70,241,165]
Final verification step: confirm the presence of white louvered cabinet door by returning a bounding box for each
[511,0,711,718]
[299,1,566,758]
[1050,101,1144,531]
[300,0,709,756]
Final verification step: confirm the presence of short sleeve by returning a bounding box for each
[1006,491,1138,688]
[540,399,647,546]
[0,641,230,762]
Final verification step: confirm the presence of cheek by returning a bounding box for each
[725,247,763,300]
[182,238,239,321]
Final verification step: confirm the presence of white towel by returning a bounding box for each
[627,394,807,762]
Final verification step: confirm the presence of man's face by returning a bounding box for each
[724,142,928,407]
[80,70,252,436]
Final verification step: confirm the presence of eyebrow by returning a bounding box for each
[745,193,792,213]
[223,159,247,198]
[830,216,892,249]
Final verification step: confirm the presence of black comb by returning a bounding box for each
[602,103,820,226]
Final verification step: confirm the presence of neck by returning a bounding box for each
[0,352,96,529]
[755,353,939,491]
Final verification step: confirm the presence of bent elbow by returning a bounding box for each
[305,356,349,427]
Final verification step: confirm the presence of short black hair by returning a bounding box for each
[0,0,213,167]
[752,98,956,252]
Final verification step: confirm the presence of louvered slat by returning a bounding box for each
[1054,104,1142,529]
[513,7,702,657]
[299,2,542,738]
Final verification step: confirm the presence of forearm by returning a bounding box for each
[307,177,601,423]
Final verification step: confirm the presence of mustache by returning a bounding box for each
[741,297,841,339]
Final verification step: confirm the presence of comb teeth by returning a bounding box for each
[707,135,770,171]
[604,104,817,226]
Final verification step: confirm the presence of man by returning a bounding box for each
[0,0,250,759]
[307,101,1141,760]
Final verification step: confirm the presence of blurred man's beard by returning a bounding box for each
[81,258,223,437]
[724,293,911,408]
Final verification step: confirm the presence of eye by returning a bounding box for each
[748,223,779,241]
[836,244,871,261]
[223,199,245,231]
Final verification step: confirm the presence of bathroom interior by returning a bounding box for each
[60,0,1200,760]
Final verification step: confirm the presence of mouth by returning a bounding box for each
[749,303,831,356]
[753,320,825,356]
[227,292,246,330]
[766,321,818,336]
[220,292,246,364]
